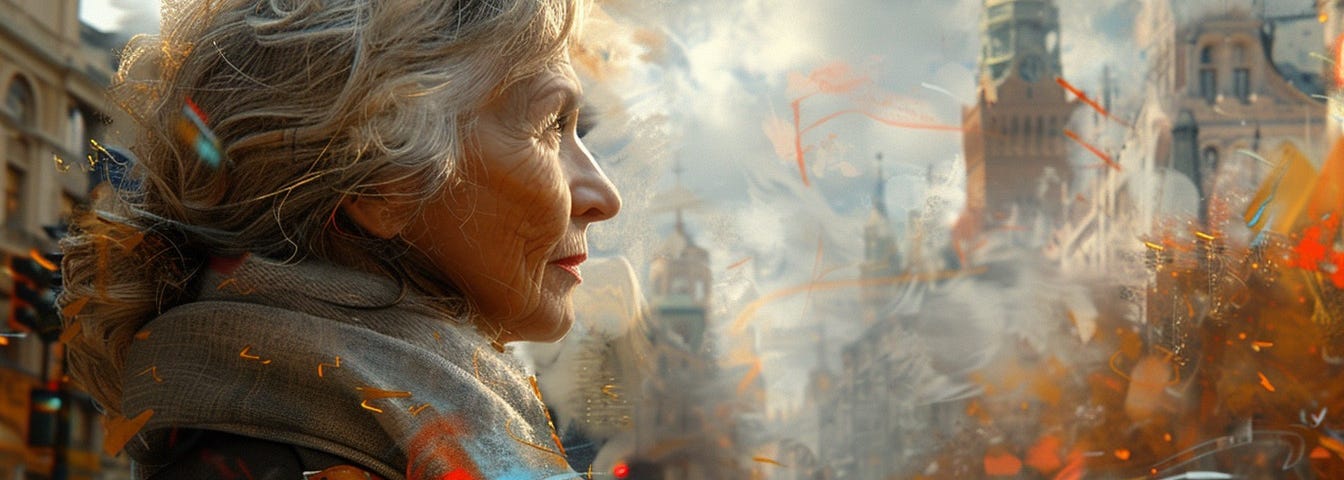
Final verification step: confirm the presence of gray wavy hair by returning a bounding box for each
[59,0,583,416]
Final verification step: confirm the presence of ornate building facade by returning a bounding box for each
[1168,10,1326,225]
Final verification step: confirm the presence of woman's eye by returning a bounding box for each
[548,112,571,135]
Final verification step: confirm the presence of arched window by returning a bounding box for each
[1232,43,1250,102]
[4,76,36,127]
[1200,45,1215,64]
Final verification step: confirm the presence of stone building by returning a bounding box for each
[0,0,124,478]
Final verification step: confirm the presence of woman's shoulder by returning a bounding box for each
[144,429,386,480]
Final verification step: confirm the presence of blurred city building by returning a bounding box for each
[532,171,765,479]
[784,1,1336,479]
[961,0,1078,233]
[0,0,127,478]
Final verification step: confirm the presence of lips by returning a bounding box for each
[550,253,586,283]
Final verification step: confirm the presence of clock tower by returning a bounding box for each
[962,0,1077,228]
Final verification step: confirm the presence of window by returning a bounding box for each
[1200,69,1217,104]
[1200,45,1214,64]
[4,76,35,127]
[1234,68,1250,103]
[5,166,25,231]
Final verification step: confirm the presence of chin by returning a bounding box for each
[506,304,574,344]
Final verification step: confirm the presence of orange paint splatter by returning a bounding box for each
[1026,435,1063,473]
[58,319,82,344]
[134,330,151,340]
[1063,129,1121,171]
[103,409,154,456]
[1113,449,1131,461]
[61,296,90,320]
[984,452,1023,476]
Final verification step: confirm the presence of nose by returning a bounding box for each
[568,138,621,224]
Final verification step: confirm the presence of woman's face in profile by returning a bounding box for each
[400,55,621,343]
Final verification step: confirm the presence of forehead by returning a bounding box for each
[493,58,580,108]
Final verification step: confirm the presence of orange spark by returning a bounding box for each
[1258,372,1276,392]
[408,403,431,416]
[1251,341,1273,352]
[1064,129,1121,171]
[28,249,56,271]
[1114,449,1131,461]
[359,400,385,413]
[137,366,164,383]
[752,456,786,467]
[317,356,341,378]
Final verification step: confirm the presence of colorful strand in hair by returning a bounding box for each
[174,97,224,169]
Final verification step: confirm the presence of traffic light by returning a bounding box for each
[27,385,62,447]
[9,249,62,343]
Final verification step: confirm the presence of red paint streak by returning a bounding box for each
[1055,77,1127,126]
[1063,129,1121,171]
[185,96,209,123]
[235,458,256,480]
[441,469,473,480]
[405,416,484,480]
[727,257,752,270]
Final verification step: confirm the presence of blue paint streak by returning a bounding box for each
[1247,159,1293,229]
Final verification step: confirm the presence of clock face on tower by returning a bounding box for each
[1019,55,1043,83]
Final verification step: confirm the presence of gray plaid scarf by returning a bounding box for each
[120,256,578,480]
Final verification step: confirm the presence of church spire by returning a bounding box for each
[672,158,686,232]
[873,152,887,217]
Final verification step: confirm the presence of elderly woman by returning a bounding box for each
[58,0,618,478]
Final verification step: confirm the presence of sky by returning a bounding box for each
[78,0,1330,412]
